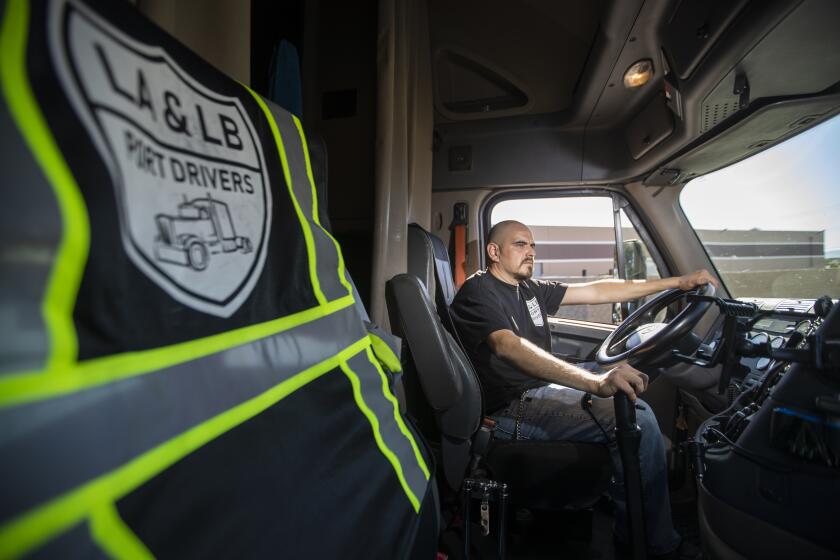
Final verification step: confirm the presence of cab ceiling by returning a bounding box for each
[430,0,840,190]
[429,0,605,120]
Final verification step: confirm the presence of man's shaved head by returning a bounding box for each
[488,220,528,245]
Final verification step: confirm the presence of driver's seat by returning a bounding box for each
[386,225,610,509]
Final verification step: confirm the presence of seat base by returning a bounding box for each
[484,440,611,510]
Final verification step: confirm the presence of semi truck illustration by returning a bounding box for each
[154,196,253,271]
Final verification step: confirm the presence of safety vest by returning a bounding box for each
[0,0,433,556]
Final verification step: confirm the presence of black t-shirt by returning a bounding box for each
[450,270,567,413]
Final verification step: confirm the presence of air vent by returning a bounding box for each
[701,101,736,132]
[776,299,813,313]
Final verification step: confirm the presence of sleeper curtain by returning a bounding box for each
[371,0,434,328]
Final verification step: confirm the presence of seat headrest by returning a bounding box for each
[407,224,436,295]
[407,223,457,306]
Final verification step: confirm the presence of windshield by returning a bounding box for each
[681,115,840,299]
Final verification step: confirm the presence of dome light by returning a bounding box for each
[623,59,654,88]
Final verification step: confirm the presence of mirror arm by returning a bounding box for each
[612,195,628,320]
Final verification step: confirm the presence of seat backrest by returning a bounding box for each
[386,274,483,489]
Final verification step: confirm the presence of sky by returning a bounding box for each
[492,114,840,254]
[682,114,840,253]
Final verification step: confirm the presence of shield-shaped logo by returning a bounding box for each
[51,0,272,317]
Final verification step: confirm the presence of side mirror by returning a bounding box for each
[623,239,646,281]
[619,240,647,321]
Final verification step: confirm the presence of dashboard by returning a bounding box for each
[691,296,840,558]
[699,298,823,406]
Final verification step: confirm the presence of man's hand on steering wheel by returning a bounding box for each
[677,269,718,291]
[593,364,650,401]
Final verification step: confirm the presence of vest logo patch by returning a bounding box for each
[52,1,272,317]
[525,297,544,327]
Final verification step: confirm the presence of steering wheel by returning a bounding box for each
[596,283,715,367]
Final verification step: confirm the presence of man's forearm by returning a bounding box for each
[491,331,601,393]
[588,277,681,304]
[562,269,716,305]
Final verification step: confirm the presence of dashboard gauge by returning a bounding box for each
[750,332,771,369]
[750,333,769,345]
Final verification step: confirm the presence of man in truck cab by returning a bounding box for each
[450,220,717,559]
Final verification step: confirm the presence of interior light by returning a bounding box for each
[623,59,654,89]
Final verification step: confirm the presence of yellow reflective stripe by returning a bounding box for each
[367,333,402,374]
[292,115,353,296]
[365,347,430,481]
[89,502,153,560]
[0,0,89,369]
[340,360,422,513]
[243,86,327,306]
[0,294,355,409]
[0,336,372,559]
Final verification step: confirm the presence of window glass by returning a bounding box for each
[680,115,840,299]
[490,196,661,324]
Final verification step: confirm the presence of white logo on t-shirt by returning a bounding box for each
[525,297,544,327]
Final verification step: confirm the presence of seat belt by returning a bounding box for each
[449,202,468,289]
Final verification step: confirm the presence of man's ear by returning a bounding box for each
[487,242,500,263]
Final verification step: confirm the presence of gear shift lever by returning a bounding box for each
[614,393,647,559]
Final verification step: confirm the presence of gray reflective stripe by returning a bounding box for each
[265,103,349,301]
[0,304,367,519]
[29,522,107,560]
[351,276,371,322]
[344,350,429,507]
[0,93,59,375]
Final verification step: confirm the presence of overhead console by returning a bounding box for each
[621,0,752,161]
[647,0,840,186]
[662,0,749,81]
[646,93,840,186]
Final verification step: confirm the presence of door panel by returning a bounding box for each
[548,318,615,362]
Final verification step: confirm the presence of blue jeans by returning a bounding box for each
[490,384,681,555]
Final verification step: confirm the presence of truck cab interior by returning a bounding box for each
[2,0,839,558]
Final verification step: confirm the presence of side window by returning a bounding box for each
[490,195,661,324]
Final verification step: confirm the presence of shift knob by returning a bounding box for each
[614,392,637,429]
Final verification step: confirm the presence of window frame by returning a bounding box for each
[480,187,672,322]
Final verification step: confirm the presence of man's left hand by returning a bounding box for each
[677,269,718,291]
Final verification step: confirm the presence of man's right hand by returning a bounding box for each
[594,363,649,401]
